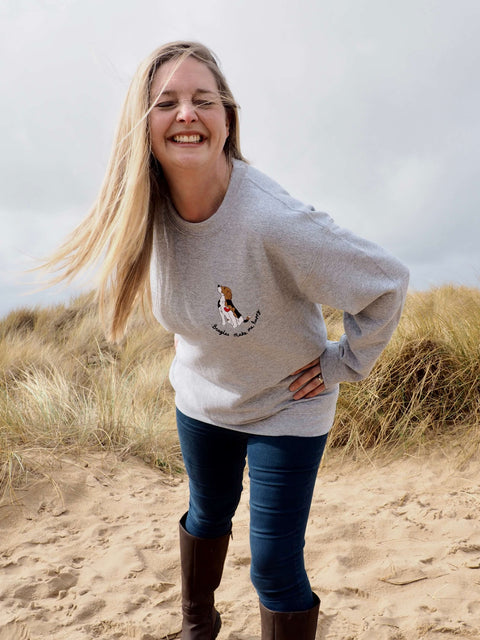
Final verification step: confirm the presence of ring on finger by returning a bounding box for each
[317,374,324,385]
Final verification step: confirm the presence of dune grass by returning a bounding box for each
[326,286,480,459]
[0,294,179,498]
[1,285,479,497]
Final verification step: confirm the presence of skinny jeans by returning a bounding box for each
[176,408,328,612]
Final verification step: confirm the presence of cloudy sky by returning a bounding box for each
[2,0,479,317]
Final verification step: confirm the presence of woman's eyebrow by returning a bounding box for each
[157,88,218,97]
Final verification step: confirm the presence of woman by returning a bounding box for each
[44,42,409,639]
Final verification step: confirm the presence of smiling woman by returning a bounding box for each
[40,40,409,640]
[148,57,232,222]
[40,42,246,345]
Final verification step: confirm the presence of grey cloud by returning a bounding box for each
[2,0,480,316]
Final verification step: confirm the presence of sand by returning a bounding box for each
[1,448,479,640]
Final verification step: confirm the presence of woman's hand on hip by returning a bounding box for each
[289,357,325,400]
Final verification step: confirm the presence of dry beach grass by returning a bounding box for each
[1,285,479,493]
[1,285,480,638]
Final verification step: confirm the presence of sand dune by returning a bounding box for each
[1,449,479,639]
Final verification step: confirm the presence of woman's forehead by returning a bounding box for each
[150,57,218,95]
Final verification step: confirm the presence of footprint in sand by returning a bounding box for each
[71,596,107,622]
[0,622,32,640]
[230,555,251,567]
[12,569,78,601]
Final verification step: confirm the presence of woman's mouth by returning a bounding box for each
[171,134,204,144]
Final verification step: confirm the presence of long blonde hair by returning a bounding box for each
[42,41,246,342]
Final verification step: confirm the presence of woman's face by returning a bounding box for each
[149,57,230,177]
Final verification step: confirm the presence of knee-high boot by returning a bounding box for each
[179,513,230,640]
[259,593,320,639]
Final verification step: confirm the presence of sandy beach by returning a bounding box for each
[1,449,479,640]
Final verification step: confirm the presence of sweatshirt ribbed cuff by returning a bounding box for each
[320,340,342,389]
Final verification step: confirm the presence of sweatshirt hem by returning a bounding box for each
[173,389,339,438]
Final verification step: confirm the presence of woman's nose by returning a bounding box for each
[176,100,198,123]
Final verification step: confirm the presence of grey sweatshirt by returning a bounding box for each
[150,160,409,436]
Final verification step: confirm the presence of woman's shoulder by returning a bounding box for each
[236,161,303,209]
[233,160,336,236]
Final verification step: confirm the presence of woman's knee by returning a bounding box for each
[250,547,312,611]
[250,538,303,591]
[186,485,243,538]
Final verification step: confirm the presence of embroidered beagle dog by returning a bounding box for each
[217,285,251,328]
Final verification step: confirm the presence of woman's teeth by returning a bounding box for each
[172,135,202,143]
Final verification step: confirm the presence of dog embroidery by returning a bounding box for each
[217,285,251,328]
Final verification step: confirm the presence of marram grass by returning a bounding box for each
[1,285,479,496]
[325,285,480,457]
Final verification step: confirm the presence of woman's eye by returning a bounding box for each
[194,100,215,108]
[154,98,218,110]
[156,101,176,109]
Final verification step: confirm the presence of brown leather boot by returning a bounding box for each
[259,593,320,639]
[179,513,230,639]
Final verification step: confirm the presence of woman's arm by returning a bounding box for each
[288,214,409,399]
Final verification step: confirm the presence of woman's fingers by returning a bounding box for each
[289,359,324,400]
[290,357,320,376]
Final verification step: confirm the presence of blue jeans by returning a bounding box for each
[176,408,328,612]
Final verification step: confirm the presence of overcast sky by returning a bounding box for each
[2,0,479,317]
